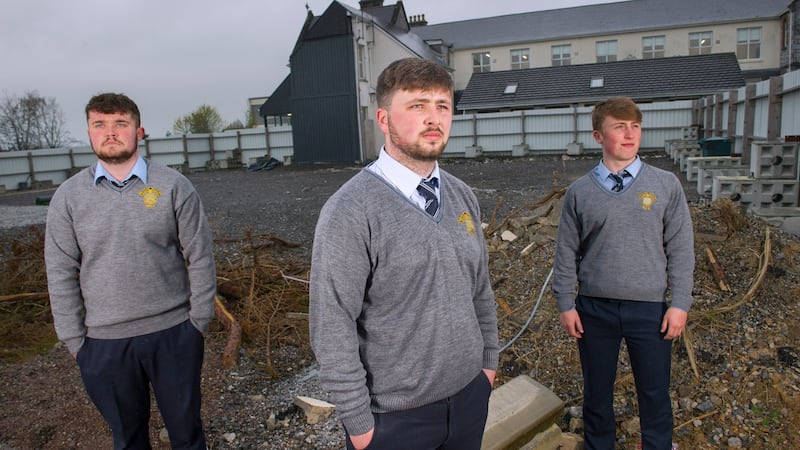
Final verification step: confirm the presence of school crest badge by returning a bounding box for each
[139,186,162,208]
[638,192,657,211]
[458,212,476,236]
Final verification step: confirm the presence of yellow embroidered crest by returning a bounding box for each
[638,192,657,211]
[458,212,476,236]
[139,186,162,208]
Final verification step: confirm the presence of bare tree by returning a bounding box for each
[35,97,70,148]
[0,91,71,151]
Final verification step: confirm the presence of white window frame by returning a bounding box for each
[596,40,618,63]
[551,44,571,67]
[737,27,762,60]
[689,31,713,56]
[510,48,530,70]
[642,35,665,59]
[472,52,492,73]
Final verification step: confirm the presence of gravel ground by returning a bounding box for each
[1,153,799,449]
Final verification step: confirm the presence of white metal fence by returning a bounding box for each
[2,68,799,192]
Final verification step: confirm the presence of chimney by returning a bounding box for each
[359,0,384,9]
[409,14,428,27]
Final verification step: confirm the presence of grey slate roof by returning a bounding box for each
[338,2,444,62]
[457,53,745,112]
[412,0,792,50]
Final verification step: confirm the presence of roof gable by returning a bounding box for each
[457,53,745,111]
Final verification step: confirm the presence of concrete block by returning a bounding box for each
[668,141,699,161]
[751,180,799,208]
[482,375,565,450]
[712,176,756,208]
[206,159,229,170]
[681,126,700,141]
[750,141,799,180]
[685,156,742,182]
[517,423,563,450]
[696,167,748,196]
[566,142,583,156]
[293,396,335,424]
[748,207,800,236]
[676,148,702,171]
[465,145,483,158]
[512,144,530,157]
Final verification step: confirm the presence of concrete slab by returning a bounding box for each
[482,375,565,450]
[748,207,800,236]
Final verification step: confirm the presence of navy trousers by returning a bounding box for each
[576,295,674,450]
[345,371,492,450]
[76,319,206,450]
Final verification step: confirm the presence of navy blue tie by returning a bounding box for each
[416,177,439,217]
[610,170,631,192]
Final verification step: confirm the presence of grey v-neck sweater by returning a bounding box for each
[309,168,499,436]
[553,163,695,313]
[45,162,217,354]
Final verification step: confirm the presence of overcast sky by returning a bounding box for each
[1,0,620,145]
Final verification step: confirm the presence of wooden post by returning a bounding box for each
[264,123,271,158]
[182,134,189,165]
[27,152,36,184]
[767,76,783,141]
[726,90,738,152]
[208,133,215,163]
[742,84,756,164]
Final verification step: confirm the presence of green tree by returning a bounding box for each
[172,104,225,134]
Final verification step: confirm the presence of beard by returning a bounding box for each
[92,141,137,165]
[387,121,447,162]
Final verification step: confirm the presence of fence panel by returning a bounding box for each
[3,69,800,192]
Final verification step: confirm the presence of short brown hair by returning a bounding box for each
[376,58,453,108]
[85,93,141,127]
[591,97,642,131]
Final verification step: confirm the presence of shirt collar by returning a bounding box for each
[368,147,440,198]
[94,156,148,185]
[594,156,641,180]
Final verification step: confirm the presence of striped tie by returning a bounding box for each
[416,177,439,217]
[609,170,631,192]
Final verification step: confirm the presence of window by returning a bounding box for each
[689,31,713,55]
[642,35,665,59]
[503,83,518,94]
[784,16,791,49]
[737,27,761,60]
[472,52,491,73]
[510,48,530,70]
[596,40,618,63]
[357,45,366,79]
[551,44,571,66]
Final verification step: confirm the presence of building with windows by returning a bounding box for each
[261,0,797,163]
[412,0,796,90]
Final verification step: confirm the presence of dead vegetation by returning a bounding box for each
[1,172,799,448]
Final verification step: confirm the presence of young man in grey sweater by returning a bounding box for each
[553,97,694,450]
[45,93,216,449]
[309,58,499,450]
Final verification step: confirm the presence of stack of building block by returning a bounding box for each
[706,141,800,234]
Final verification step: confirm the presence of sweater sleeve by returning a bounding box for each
[470,196,499,371]
[663,174,695,311]
[552,185,581,312]
[175,181,217,333]
[309,187,375,436]
[44,185,87,354]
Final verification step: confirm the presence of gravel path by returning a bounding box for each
[3,154,798,449]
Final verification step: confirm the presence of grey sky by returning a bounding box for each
[0,0,618,145]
